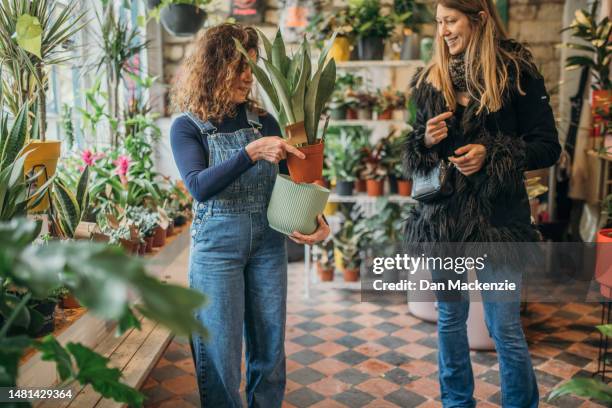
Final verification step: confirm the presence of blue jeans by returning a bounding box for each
[434,266,538,408]
[189,207,287,408]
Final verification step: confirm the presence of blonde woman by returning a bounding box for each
[403,0,560,406]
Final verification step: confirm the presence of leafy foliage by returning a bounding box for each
[235,29,337,145]
[324,126,370,181]
[347,0,395,39]
[49,166,90,238]
[549,378,612,403]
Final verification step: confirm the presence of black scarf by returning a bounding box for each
[448,52,467,92]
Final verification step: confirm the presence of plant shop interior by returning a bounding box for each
[2,0,612,407]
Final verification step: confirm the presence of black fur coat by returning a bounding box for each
[403,44,561,243]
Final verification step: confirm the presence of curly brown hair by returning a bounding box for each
[171,23,262,122]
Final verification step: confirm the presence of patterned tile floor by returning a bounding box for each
[141,262,610,407]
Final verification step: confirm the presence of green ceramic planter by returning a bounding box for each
[267,175,330,235]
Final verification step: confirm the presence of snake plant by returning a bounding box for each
[49,166,90,239]
[234,29,337,145]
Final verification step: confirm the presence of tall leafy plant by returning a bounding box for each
[0,0,86,140]
[48,166,90,239]
[234,29,337,145]
[562,0,611,91]
[0,217,208,407]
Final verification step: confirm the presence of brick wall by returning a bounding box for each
[158,0,564,113]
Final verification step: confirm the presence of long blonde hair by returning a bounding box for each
[418,0,535,114]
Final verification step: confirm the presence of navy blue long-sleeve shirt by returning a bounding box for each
[170,103,286,202]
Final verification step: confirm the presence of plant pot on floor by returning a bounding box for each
[357,36,385,60]
[397,179,412,196]
[160,5,207,37]
[596,229,612,298]
[21,140,61,212]
[152,226,167,247]
[166,221,175,237]
[31,299,57,337]
[267,175,330,235]
[335,180,354,196]
[317,263,334,282]
[344,267,360,282]
[174,214,187,227]
[120,238,140,254]
[366,179,384,196]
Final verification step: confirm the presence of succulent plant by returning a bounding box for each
[234,29,337,145]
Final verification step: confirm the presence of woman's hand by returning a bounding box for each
[424,111,453,147]
[245,136,305,164]
[449,144,487,176]
[289,215,330,245]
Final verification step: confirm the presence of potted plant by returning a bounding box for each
[375,87,408,120]
[0,217,208,407]
[351,90,377,120]
[562,0,611,139]
[0,0,85,210]
[347,0,395,60]
[235,29,337,184]
[381,131,411,195]
[596,194,612,297]
[148,0,212,37]
[325,127,367,196]
[48,167,90,239]
[333,217,369,281]
[52,286,80,309]
[361,140,388,196]
[314,240,335,282]
[393,0,432,60]
[307,11,355,62]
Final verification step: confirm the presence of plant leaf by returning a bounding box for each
[36,336,74,381]
[549,378,612,403]
[15,14,42,59]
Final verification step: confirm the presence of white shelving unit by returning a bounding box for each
[304,59,423,299]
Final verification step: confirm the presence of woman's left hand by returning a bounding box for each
[289,215,330,245]
[449,144,487,176]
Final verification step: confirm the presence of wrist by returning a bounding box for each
[245,144,258,163]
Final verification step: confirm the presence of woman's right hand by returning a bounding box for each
[424,111,453,148]
[245,136,306,163]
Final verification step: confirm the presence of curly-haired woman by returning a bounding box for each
[403,0,560,406]
[170,24,329,407]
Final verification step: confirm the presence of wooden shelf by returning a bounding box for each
[327,119,410,127]
[336,60,424,69]
[329,193,417,204]
[25,226,192,407]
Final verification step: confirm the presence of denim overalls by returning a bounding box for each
[185,111,288,408]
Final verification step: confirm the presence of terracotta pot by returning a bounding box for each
[286,141,325,184]
[145,236,154,253]
[153,226,166,247]
[591,90,612,137]
[355,179,366,193]
[596,229,612,299]
[378,109,393,120]
[346,108,358,120]
[61,295,80,309]
[397,179,413,196]
[21,140,61,212]
[317,263,334,282]
[166,221,175,237]
[120,238,139,254]
[366,179,384,196]
[138,242,146,256]
[344,267,360,282]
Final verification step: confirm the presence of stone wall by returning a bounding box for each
[158,0,565,114]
